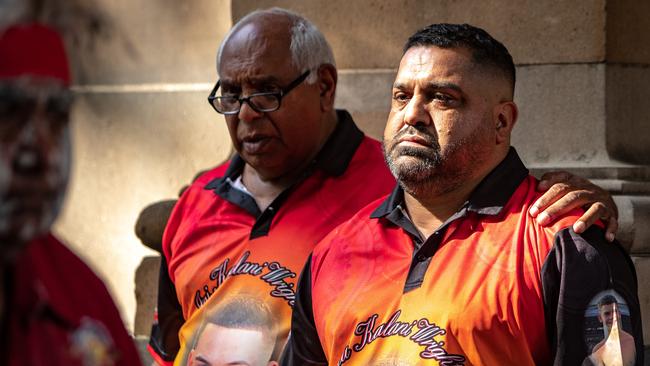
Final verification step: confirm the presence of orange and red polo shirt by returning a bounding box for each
[148,110,396,365]
[284,148,643,366]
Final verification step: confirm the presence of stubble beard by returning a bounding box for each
[383,140,464,198]
[382,123,492,199]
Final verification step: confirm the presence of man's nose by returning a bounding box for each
[11,114,52,176]
[237,100,264,123]
[403,95,432,127]
[11,145,44,176]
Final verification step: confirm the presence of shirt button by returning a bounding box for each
[416,253,427,262]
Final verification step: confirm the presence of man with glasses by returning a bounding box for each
[149,8,621,366]
[149,9,394,365]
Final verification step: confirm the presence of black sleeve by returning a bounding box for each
[542,226,644,366]
[148,254,185,363]
[280,255,328,366]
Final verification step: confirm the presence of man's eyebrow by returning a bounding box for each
[429,83,463,93]
[195,355,211,365]
[250,75,281,85]
[221,76,281,89]
[392,82,408,91]
[425,81,462,93]
[392,81,463,93]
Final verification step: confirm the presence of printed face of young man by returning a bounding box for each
[598,303,617,328]
[187,324,277,366]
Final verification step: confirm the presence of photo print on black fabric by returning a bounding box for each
[582,289,636,366]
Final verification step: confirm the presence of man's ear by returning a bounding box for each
[494,101,518,145]
[317,63,337,112]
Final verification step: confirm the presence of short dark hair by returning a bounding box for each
[192,296,276,350]
[403,23,515,93]
[598,295,618,308]
[210,296,274,330]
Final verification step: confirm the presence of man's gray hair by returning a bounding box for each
[216,7,335,84]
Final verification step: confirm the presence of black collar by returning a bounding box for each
[371,147,529,219]
[203,109,365,238]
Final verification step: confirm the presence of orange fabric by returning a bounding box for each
[310,176,584,366]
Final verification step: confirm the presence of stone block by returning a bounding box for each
[233,0,606,68]
[134,256,161,336]
[631,257,650,346]
[335,70,395,140]
[54,91,231,330]
[348,110,389,142]
[606,65,650,164]
[69,0,232,84]
[70,91,231,183]
[514,63,609,167]
[135,200,177,253]
[614,196,650,255]
[607,0,650,64]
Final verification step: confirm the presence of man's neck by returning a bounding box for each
[242,165,293,211]
[404,177,479,239]
[403,150,507,239]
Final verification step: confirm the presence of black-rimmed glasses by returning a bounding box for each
[208,70,310,115]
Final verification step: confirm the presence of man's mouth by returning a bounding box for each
[241,134,273,154]
[397,134,432,148]
[393,125,437,150]
[2,192,56,210]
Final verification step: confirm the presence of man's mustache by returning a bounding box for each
[393,125,438,148]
